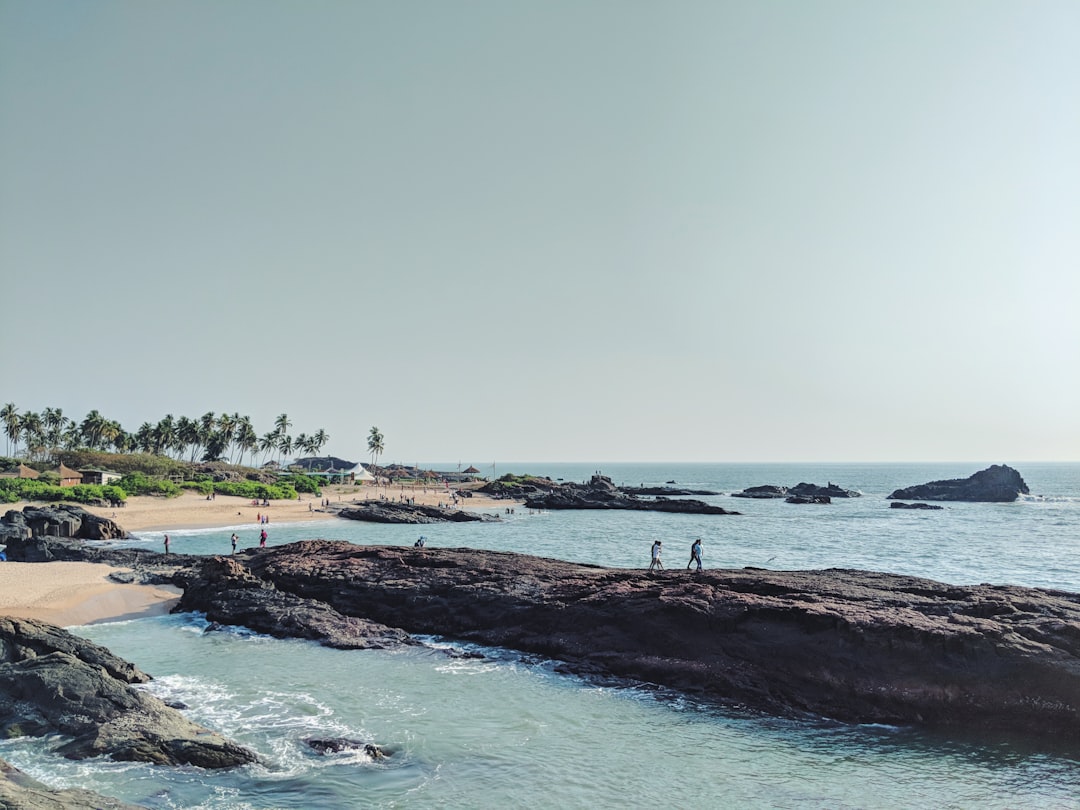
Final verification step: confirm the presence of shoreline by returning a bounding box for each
[0,482,518,626]
[0,561,181,627]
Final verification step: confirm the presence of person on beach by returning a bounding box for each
[414,535,426,548]
[163,534,170,555]
[687,538,702,571]
[231,533,238,554]
[648,540,663,571]
[259,528,267,548]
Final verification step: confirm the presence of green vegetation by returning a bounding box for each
[280,472,322,495]
[116,471,182,498]
[213,480,298,501]
[0,478,126,505]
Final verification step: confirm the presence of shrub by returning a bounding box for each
[181,480,214,496]
[212,480,298,501]
[116,472,181,498]
[280,473,321,496]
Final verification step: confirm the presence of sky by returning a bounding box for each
[2,1,1078,464]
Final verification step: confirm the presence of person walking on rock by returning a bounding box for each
[259,528,267,548]
[648,540,664,571]
[687,538,702,571]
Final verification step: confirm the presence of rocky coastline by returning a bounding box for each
[6,531,1080,750]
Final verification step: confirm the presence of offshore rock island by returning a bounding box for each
[511,474,738,515]
[9,535,1080,749]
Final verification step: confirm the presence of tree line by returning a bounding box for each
[1,404,329,468]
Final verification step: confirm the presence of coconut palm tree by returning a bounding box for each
[277,433,294,466]
[258,431,279,466]
[2,403,20,457]
[312,428,329,456]
[235,417,258,467]
[274,413,291,436]
[20,412,44,461]
[367,426,384,476]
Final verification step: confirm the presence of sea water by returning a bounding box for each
[3,462,1079,809]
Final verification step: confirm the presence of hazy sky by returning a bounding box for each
[2,1,1078,464]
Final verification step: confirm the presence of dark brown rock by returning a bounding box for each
[524,475,738,515]
[338,501,499,524]
[888,464,1030,502]
[178,541,1080,747]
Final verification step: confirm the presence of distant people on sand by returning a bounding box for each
[687,538,702,571]
[648,540,663,571]
[231,533,238,554]
[163,534,170,555]
[259,529,267,548]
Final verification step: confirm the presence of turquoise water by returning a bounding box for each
[3,462,1079,808]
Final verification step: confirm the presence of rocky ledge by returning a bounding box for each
[0,616,257,768]
[524,475,738,515]
[337,501,500,524]
[733,482,860,499]
[170,541,1080,747]
[888,464,1030,502]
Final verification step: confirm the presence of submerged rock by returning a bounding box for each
[890,502,944,510]
[888,464,1030,502]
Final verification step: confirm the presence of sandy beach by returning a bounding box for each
[0,561,181,627]
[1,481,515,626]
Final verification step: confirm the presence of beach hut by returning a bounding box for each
[57,463,84,487]
[0,463,39,480]
[462,465,481,476]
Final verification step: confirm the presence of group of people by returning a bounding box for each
[648,537,703,572]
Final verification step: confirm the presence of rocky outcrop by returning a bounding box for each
[0,505,127,548]
[731,485,788,499]
[173,541,1080,747]
[338,501,499,524]
[524,475,738,515]
[1,757,147,809]
[179,555,417,649]
[785,494,830,504]
[888,465,1030,502]
[0,617,257,768]
[733,482,860,499]
[620,486,721,496]
[890,502,944,510]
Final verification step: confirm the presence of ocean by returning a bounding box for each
[3,462,1079,809]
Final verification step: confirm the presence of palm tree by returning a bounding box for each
[312,428,329,456]
[367,426,384,476]
[2,403,20,457]
[274,413,292,436]
[235,418,258,467]
[277,433,294,466]
[135,422,155,453]
[153,414,176,456]
[258,431,279,466]
[294,433,310,458]
[42,407,68,460]
[20,412,44,461]
[176,416,200,462]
